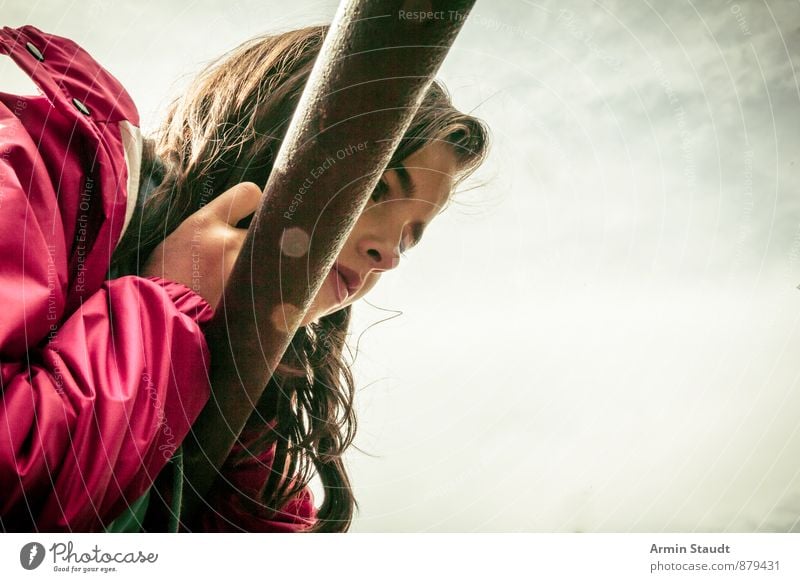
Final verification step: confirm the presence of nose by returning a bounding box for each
[357,236,401,271]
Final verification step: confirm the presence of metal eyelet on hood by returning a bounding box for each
[25,41,44,61]
[72,98,91,116]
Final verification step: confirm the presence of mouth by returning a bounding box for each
[332,263,362,299]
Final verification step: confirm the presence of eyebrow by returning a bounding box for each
[392,162,418,197]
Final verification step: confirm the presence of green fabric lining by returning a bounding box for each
[105,488,150,533]
[104,445,184,533]
[168,446,184,533]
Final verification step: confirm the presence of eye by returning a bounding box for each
[370,178,389,203]
[399,233,417,258]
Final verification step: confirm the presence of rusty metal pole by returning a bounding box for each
[179,0,477,524]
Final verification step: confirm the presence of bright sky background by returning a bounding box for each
[3,0,799,532]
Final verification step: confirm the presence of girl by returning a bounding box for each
[0,23,488,532]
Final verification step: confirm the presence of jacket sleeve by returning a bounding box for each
[0,36,312,530]
[0,275,214,531]
[0,38,216,531]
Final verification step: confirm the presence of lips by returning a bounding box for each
[327,269,348,304]
[333,263,362,297]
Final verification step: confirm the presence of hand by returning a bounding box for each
[142,182,263,310]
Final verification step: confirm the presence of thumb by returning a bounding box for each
[204,181,264,227]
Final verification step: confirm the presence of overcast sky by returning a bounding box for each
[3,0,799,532]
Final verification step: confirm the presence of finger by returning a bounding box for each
[203,182,263,227]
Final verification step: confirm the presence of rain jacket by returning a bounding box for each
[0,25,316,532]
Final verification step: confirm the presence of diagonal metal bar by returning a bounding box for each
[179,0,477,524]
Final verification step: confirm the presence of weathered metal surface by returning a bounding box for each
[180,0,477,525]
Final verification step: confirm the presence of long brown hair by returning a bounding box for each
[111,25,489,532]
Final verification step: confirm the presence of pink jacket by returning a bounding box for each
[0,26,316,532]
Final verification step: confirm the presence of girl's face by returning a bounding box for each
[302,142,457,325]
